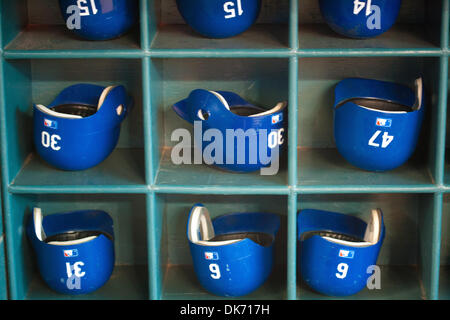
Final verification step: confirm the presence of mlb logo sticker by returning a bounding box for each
[64,249,78,258]
[204,252,219,261]
[44,118,58,129]
[339,249,355,259]
[271,114,283,125]
[375,118,392,128]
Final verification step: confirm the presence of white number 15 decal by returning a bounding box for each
[368,130,394,149]
[224,0,243,19]
[77,0,98,16]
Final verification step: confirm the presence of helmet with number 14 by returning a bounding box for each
[319,0,402,38]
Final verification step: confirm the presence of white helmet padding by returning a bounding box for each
[35,104,83,119]
[35,86,117,119]
[33,207,98,246]
[208,91,287,118]
[348,77,423,114]
[322,209,382,248]
[188,206,241,247]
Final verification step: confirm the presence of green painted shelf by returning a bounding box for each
[0,0,449,301]
[162,265,286,300]
[26,265,148,300]
[298,266,424,300]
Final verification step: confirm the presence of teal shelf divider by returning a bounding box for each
[0,0,7,301]
[436,56,449,186]
[289,0,298,50]
[147,191,159,300]
[288,56,299,188]
[287,192,297,300]
[442,0,449,51]
[0,233,6,300]
[0,0,449,300]
[0,183,8,300]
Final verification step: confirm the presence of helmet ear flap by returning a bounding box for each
[208,91,231,111]
[97,86,116,111]
[33,207,46,242]
[96,85,128,117]
[363,209,383,244]
[188,206,215,243]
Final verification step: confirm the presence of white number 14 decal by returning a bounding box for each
[353,0,373,16]
[353,0,381,30]
[368,130,394,149]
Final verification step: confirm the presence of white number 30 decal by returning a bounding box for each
[41,131,61,151]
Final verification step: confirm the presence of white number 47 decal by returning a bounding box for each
[368,130,394,149]
[353,0,372,16]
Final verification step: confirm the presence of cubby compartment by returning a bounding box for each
[297,56,441,188]
[297,193,440,300]
[1,0,142,53]
[440,194,450,300]
[298,0,443,50]
[153,193,288,299]
[2,58,146,192]
[149,58,289,191]
[149,0,291,50]
[5,193,149,300]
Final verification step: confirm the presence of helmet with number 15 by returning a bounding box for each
[176,0,262,38]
